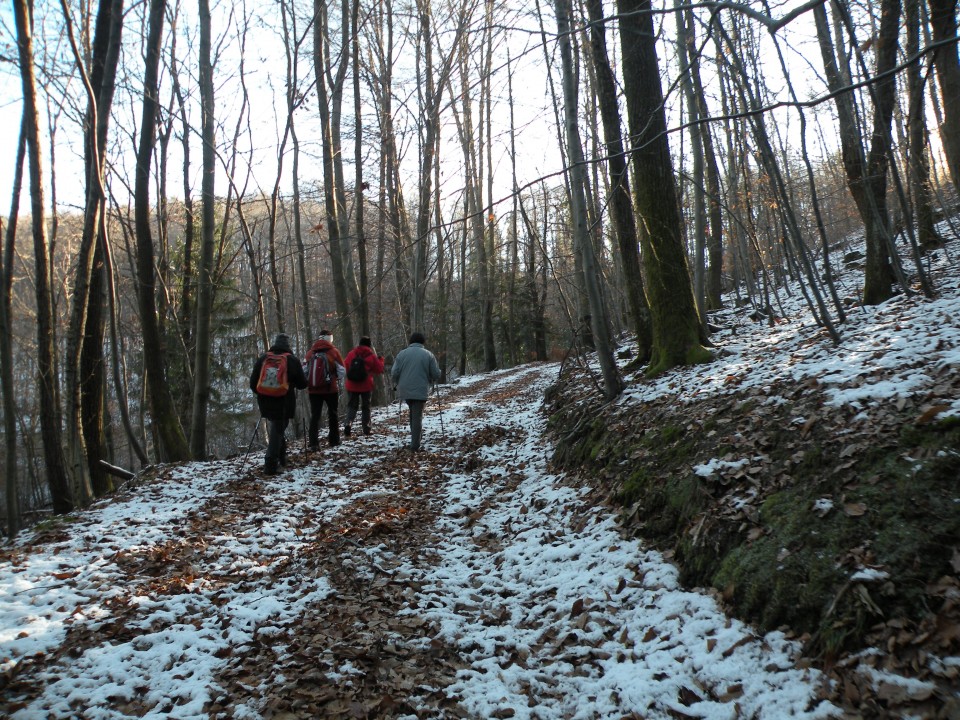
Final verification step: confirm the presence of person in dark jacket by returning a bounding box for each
[390,331,441,451]
[304,330,346,448]
[250,333,307,474]
[343,336,385,437]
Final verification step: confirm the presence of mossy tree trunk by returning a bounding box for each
[617,0,710,376]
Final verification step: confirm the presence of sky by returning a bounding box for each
[3,231,960,717]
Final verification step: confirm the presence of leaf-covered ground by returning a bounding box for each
[4,367,848,720]
[546,245,960,718]
[4,243,960,718]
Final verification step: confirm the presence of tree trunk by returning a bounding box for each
[1,125,26,535]
[906,0,941,250]
[314,0,356,344]
[133,0,191,461]
[814,0,900,305]
[928,0,960,192]
[188,0,216,459]
[555,0,621,398]
[14,0,74,513]
[617,0,709,376]
[584,0,651,362]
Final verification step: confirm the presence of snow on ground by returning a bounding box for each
[396,369,838,719]
[3,243,960,717]
[2,364,839,719]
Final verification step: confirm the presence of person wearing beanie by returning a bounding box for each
[304,329,346,448]
[343,336,385,437]
[390,331,441,451]
[250,333,307,474]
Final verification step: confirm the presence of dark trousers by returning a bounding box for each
[345,391,372,433]
[309,392,340,446]
[406,399,425,450]
[265,416,289,469]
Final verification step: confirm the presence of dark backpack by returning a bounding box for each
[256,352,290,397]
[347,353,368,382]
[308,351,334,392]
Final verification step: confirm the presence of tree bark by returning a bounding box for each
[1,125,26,535]
[617,0,710,376]
[928,0,960,192]
[814,0,900,305]
[906,0,941,250]
[555,0,621,398]
[584,0,651,362]
[13,0,74,513]
[189,0,217,459]
[133,0,191,461]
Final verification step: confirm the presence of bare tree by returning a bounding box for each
[555,0,621,398]
[133,0,191,461]
[928,0,960,192]
[13,0,74,512]
[584,0,651,362]
[814,0,903,305]
[1,128,26,535]
[617,0,710,376]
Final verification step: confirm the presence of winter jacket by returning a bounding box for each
[343,345,385,394]
[390,342,441,402]
[304,338,345,395]
[250,342,308,420]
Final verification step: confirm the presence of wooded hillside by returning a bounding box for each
[2,0,959,535]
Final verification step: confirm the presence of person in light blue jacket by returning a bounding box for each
[390,332,441,451]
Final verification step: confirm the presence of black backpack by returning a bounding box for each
[347,353,368,382]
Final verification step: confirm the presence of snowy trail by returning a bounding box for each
[0,363,838,719]
[396,365,837,719]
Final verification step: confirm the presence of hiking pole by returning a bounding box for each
[394,386,402,451]
[435,384,445,440]
[241,417,263,471]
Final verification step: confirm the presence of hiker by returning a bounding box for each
[343,336,385,437]
[304,330,346,449]
[250,333,307,475]
[390,331,441,451]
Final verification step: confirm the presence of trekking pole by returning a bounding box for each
[394,387,402,450]
[241,417,263,471]
[435,384,445,440]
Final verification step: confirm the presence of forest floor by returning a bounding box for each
[3,246,960,718]
[2,352,958,717]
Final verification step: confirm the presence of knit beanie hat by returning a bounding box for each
[409,332,426,345]
[319,329,333,343]
[359,336,372,347]
[273,333,292,352]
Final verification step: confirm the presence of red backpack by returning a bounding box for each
[256,352,290,397]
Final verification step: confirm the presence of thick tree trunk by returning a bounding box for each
[14,0,74,513]
[1,126,26,535]
[584,0,651,362]
[928,0,960,192]
[133,0,191,462]
[814,0,900,305]
[906,0,942,250]
[617,0,709,376]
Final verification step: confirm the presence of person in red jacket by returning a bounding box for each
[342,336,385,437]
[304,330,346,448]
